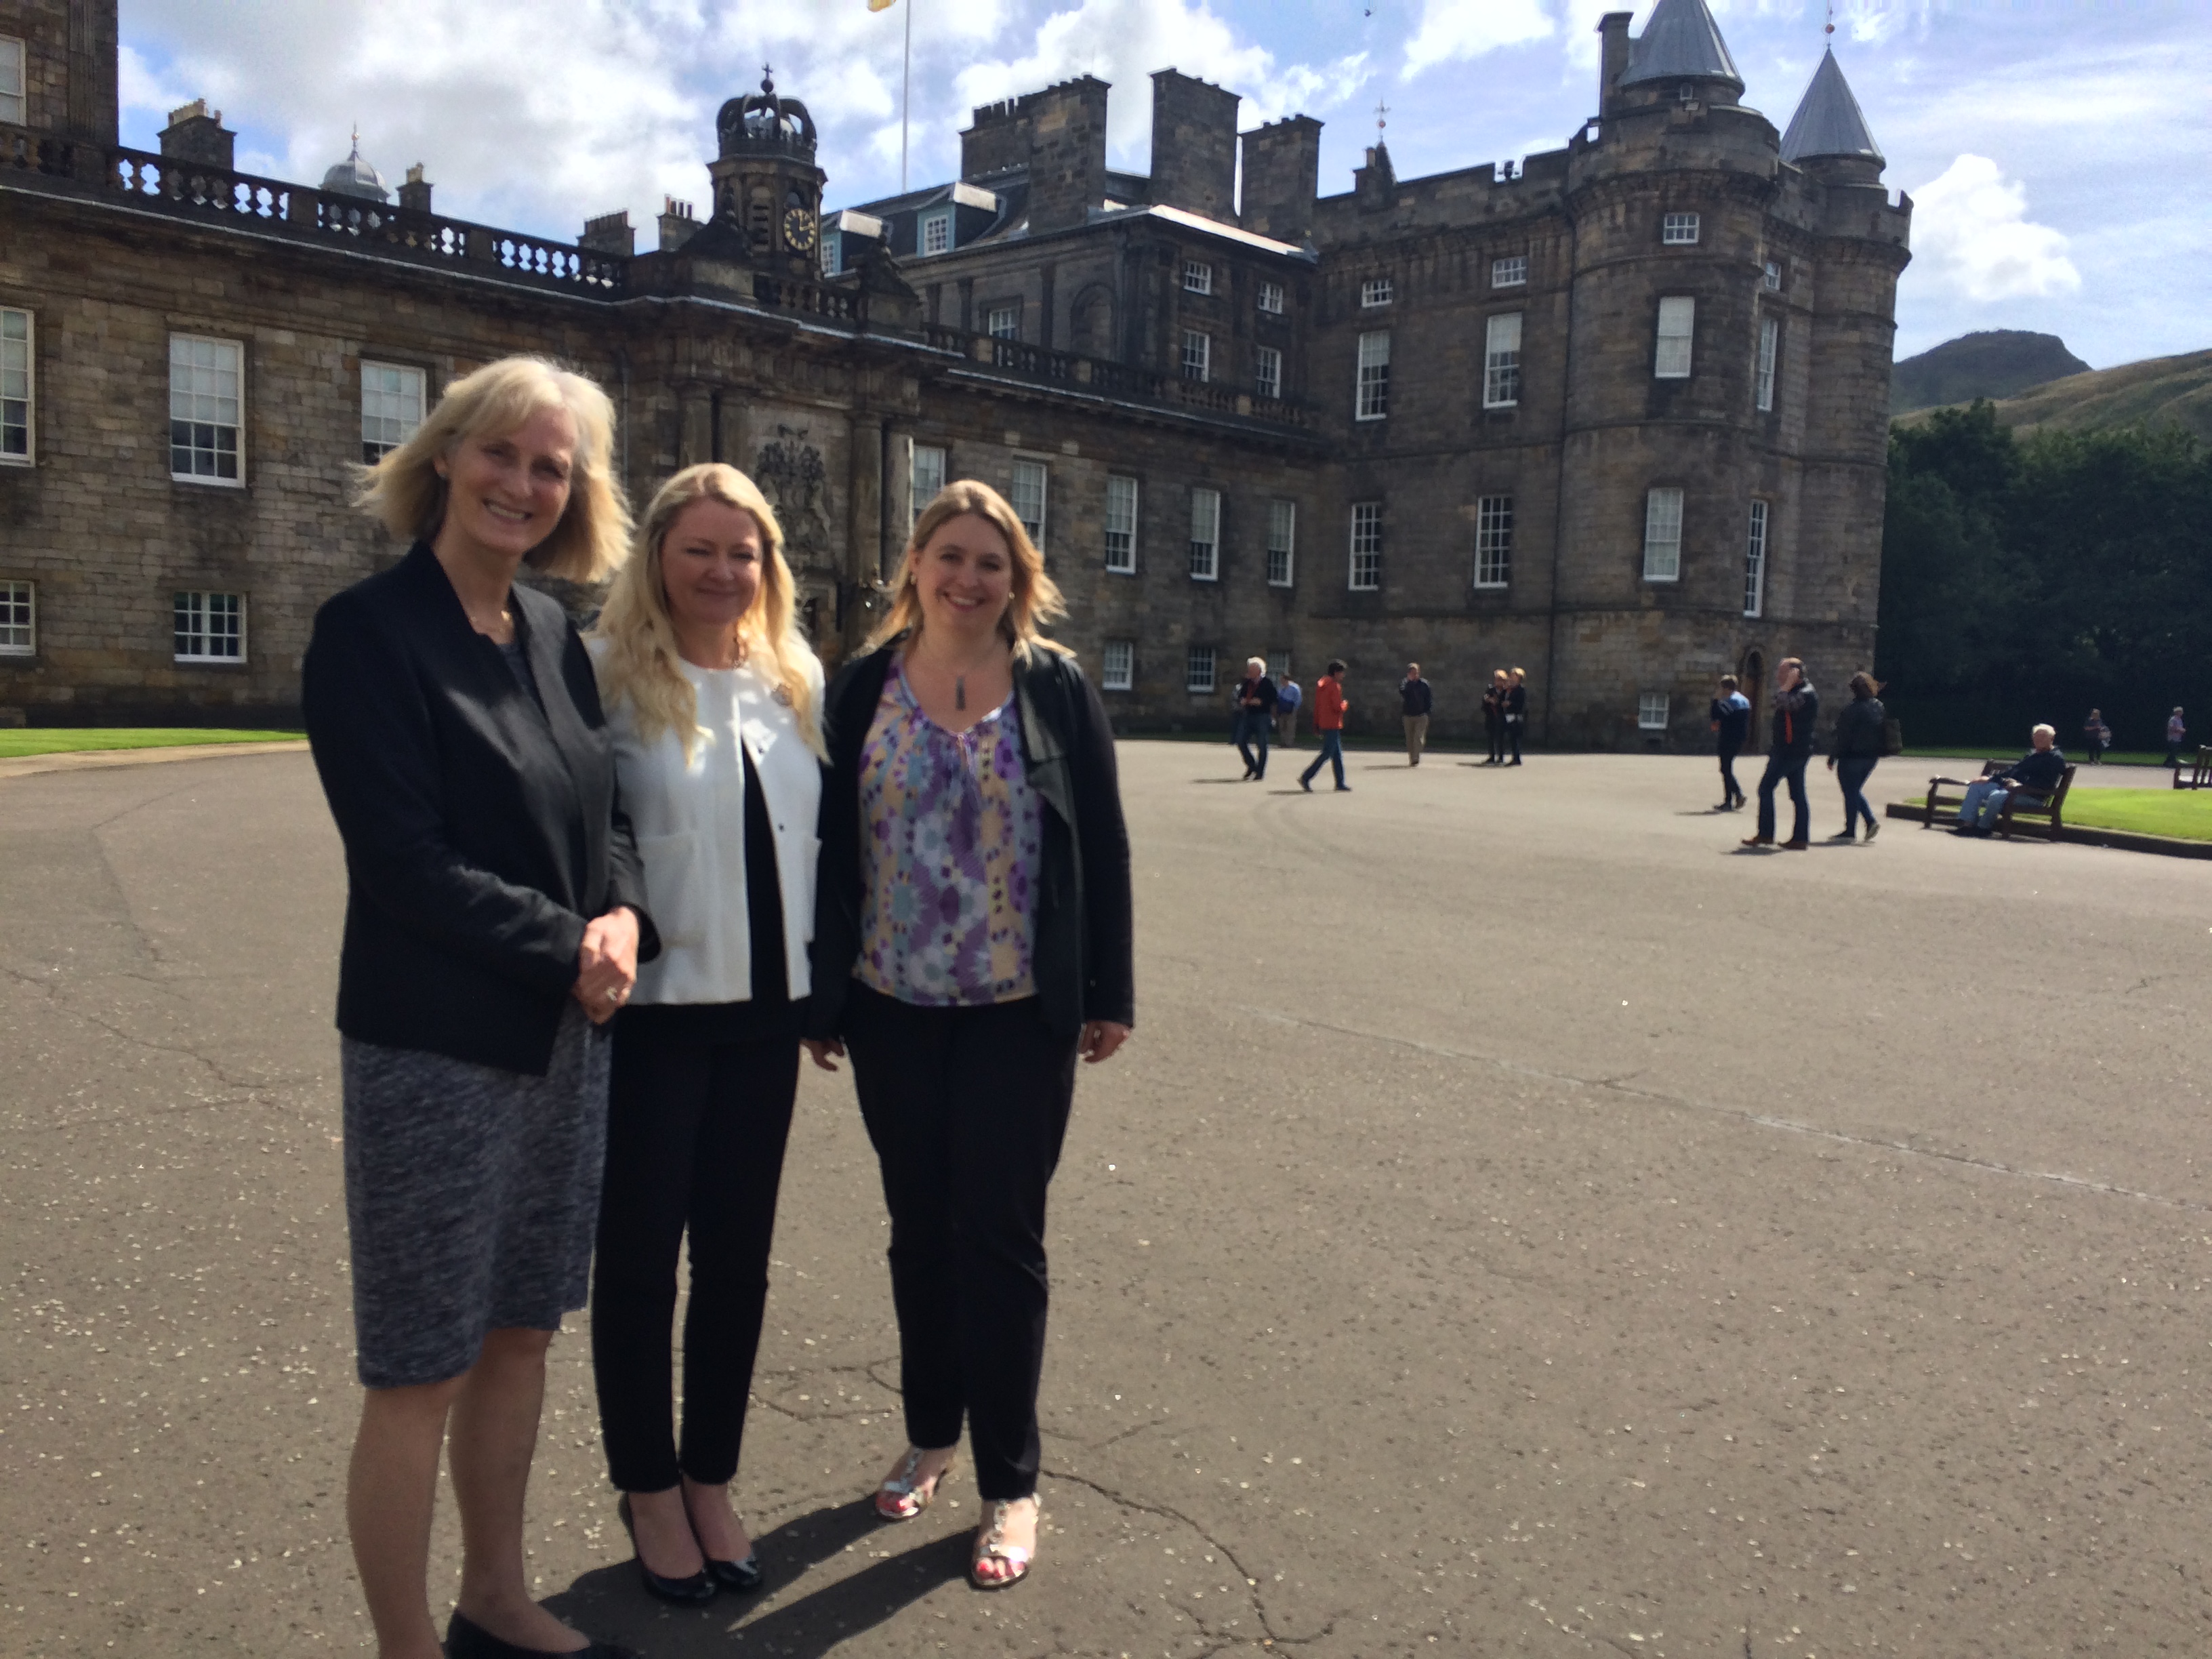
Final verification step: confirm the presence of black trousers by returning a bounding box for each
[1757,750,1811,842]
[1718,744,1743,802]
[591,1027,799,1492]
[1234,710,1271,778]
[1506,717,1524,763]
[1485,715,1504,763]
[843,985,1078,1501]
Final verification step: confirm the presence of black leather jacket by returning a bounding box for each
[1771,681,1820,758]
[1830,695,1887,760]
[806,639,1134,1040]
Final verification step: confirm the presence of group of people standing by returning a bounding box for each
[1226,659,1528,779]
[1721,660,1890,848]
[302,356,1134,1659]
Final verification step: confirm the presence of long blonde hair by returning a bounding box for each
[352,356,631,582]
[592,464,824,760]
[865,478,1069,660]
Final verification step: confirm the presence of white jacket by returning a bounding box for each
[600,651,824,1006]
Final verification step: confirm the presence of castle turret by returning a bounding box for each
[1781,47,1885,185]
[1614,0,1742,107]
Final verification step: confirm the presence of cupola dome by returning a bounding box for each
[716,69,818,163]
[321,130,390,202]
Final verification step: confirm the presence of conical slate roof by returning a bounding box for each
[1780,47,1883,165]
[1620,0,1744,90]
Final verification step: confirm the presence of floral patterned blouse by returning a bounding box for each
[855,658,1042,1006]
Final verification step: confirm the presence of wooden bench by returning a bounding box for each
[1921,760,2077,840]
[2173,746,2212,790]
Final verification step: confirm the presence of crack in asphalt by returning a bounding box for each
[1040,1466,1336,1652]
[1237,1004,2212,1217]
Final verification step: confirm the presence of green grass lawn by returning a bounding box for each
[1901,787,2212,842]
[2060,788,2212,842]
[1902,747,2170,769]
[0,728,303,759]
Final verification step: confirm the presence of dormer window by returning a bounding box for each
[1662,212,1700,245]
[1677,83,1696,106]
[1361,276,1394,308]
[1183,260,1213,295]
[0,37,24,125]
[920,210,951,255]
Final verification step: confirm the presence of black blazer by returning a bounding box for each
[302,542,656,1076]
[806,639,1134,1041]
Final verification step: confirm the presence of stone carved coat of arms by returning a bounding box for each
[752,429,836,573]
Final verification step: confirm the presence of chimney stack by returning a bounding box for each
[1240,115,1321,243]
[158,99,234,171]
[1149,70,1239,223]
[398,163,433,213]
[1596,12,1633,115]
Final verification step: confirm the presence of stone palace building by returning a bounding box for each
[0,0,1908,747]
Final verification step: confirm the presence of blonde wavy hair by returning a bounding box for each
[592,464,825,760]
[865,478,1069,661]
[353,356,631,582]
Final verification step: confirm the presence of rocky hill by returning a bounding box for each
[1894,348,2212,445]
[1891,329,2089,414]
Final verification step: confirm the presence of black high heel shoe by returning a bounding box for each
[616,1493,716,1605]
[702,1551,764,1593]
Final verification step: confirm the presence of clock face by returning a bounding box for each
[782,206,818,253]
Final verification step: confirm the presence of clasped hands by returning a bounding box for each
[573,907,641,1025]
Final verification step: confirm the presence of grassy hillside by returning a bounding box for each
[1896,348,2212,445]
[1891,329,2089,414]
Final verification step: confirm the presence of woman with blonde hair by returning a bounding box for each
[302,355,651,1659]
[802,478,1134,1592]
[586,464,824,1605]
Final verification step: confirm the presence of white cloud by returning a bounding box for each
[952,0,1359,165]
[1909,153,2081,303]
[117,43,186,120]
[1401,0,1553,80]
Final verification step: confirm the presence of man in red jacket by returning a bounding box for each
[1298,660,1351,793]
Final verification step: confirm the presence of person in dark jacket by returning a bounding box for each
[302,356,654,1659]
[1233,657,1278,780]
[1481,670,1509,764]
[1399,663,1434,764]
[1825,672,1887,842]
[1742,657,1818,849]
[1709,673,1750,810]
[2081,708,2108,765]
[1503,667,1529,764]
[1956,725,2067,834]
[802,479,1134,1593]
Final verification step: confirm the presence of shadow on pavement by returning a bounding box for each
[545,1498,966,1657]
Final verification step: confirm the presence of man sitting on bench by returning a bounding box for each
[1956,725,2066,836]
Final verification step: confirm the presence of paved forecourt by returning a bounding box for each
[3,742,2209,1658]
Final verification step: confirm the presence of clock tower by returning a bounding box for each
[708,70,826,274]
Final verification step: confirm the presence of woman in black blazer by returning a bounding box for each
[303,356,651,1659]
[803,479,1133,1592]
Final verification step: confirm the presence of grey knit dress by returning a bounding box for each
[342,1002,613,1389]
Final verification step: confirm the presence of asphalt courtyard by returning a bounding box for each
[3,740,2209,1659]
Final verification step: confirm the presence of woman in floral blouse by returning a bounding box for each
[804,479,1134,1592]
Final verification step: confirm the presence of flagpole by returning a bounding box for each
[901,0,912,192]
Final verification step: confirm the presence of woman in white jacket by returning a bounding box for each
[587,464,823,1604]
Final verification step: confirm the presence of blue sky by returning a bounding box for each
[117,0,2209,367]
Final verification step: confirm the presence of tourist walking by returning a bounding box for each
[1503,668,1528,764]
[1710,673,1750,809]
[1298,659,1351,792]
[1742,657,1818,850]
[2165,707,2188,767]
[1233,656,1278,780]
[802,479,1134,1593]
[1825,672,1886,842]
[1481,670,1508,764]
[1275,671,1302,747]
[586,464,825,1607]
[301,356,649,1659]
[1399,663,1433,765]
